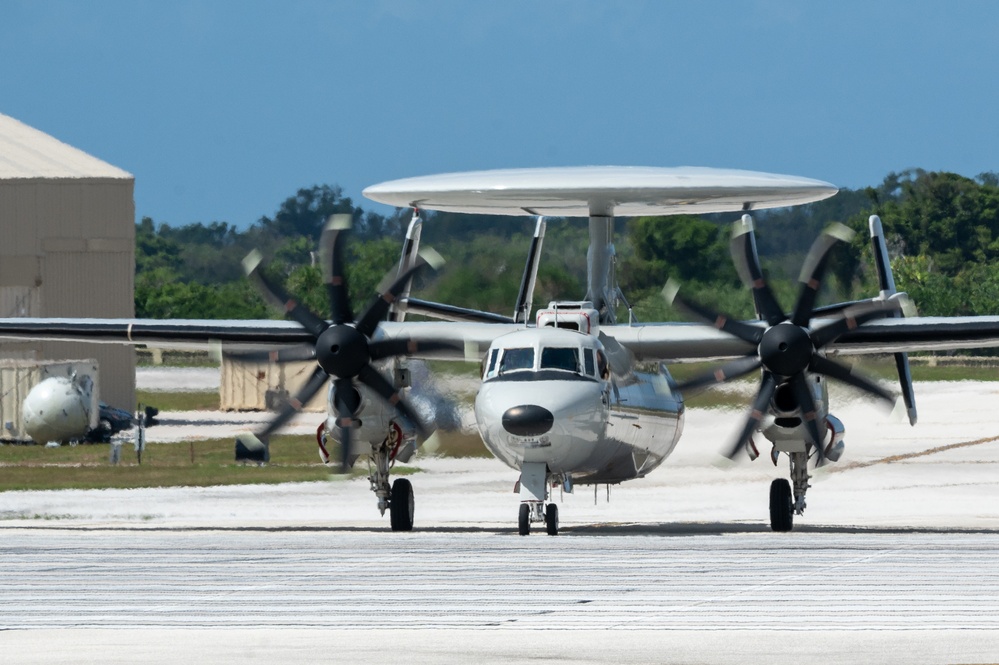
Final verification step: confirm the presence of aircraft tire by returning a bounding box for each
[390,478,414,532]
[769,478,793,532]
[545,503,559,536]
[518,503,530,536]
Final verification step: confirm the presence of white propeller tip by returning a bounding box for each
[326,213,353,231]
[419,247,445,270]
[242,249,263,275]
[732,214,755,237]
[422,431,441,455]
[661,279,681,305]
[828,222,856,243]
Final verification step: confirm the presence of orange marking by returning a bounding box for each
[808,279,820,290]
[407,340,418,353]
[846,316,857,330]
[714,369,725,382]
[290,398,303,409]
[383,293,396,304]
[389,393,400,405]
[331,276,343,286]
[804,410,816,421]
[715,315,727,329]
[752,279,765,288]
[284,299,297,313]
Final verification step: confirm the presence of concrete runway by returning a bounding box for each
[3,378,999,662]
[2,526,999,663]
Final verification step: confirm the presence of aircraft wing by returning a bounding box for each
[4,315,999,364]
[0,317,522,360]
[605,316,999,363]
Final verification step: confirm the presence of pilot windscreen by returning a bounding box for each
[540,347,579,372]
[499,347,534,373]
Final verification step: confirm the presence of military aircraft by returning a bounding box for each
[3,166,999,534]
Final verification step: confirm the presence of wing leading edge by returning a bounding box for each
[2,315,999,364]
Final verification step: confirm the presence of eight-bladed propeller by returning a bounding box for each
[235,215,452,471]
[667,216,904,463]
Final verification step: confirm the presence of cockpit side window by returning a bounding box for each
[584,348,595,376]
[596,350,609,380]
[499,347,535,373]
[484,348,499,378]
[540,347,579,372]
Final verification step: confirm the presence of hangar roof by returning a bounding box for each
[0,113,132,180]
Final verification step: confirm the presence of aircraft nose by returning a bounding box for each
[501,405,554,436]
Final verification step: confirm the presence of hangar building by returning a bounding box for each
[0,113,135,410]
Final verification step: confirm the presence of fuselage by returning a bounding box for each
[474,327,684,485]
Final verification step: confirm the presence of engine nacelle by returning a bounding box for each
[823,414,845,462]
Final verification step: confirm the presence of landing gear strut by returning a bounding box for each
[367,437,415,532]
[517,462,560,536]
[769,449,811,532]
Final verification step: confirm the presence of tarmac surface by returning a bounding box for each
[2,372,999,663]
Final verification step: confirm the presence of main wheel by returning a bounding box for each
[769,478,793,532]
[518,503,530,536]
[545,503,559,536]
[390,478,415,532]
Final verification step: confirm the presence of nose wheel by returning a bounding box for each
[517,502,559,536]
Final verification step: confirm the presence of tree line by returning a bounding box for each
[136,170,999,323]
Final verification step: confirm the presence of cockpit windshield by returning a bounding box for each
[540,347,579,372]
[499,347,534,373]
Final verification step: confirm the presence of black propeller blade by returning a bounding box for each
[870,214,918,425]
[235,215,447,467]
[670,219,902,462]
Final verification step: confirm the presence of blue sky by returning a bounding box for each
[3,1,998,228]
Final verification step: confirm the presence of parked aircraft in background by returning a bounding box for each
[3,166,999,534]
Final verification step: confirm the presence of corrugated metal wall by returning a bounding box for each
[0,178,135,410]
[220,358,327,412]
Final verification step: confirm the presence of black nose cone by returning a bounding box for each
[502,405,554,436]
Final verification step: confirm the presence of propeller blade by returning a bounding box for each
[356,364,429,439]
[256,365,329,441]
[332,378,359,473]
[730,215,786,325]
[243,250,329,339]
[368,337,461,361]
[663,280,765,345]
[388,209,424,323]
[790,223,855,327]
[513,216,547,324]
[809,298,903,349]
[788,373,824,454]
[676,355,762,393]
[320,214,354,326]
[725,371,777,459]
[808,355,897,406]
[870,215,917,425]
[225,346,317,364]
[355,249,444,338]
[894,352,917,425]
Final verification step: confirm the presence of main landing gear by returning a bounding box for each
[769,450,811,532]
[517,462,560,536]
[365,434,415,532]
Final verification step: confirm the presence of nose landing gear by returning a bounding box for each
[517,461,560,536]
